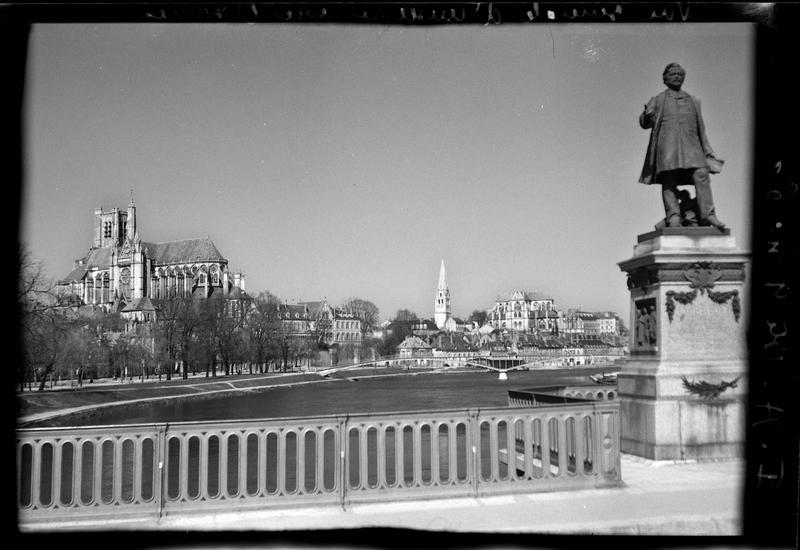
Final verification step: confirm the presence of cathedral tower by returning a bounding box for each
[434,259,451,329]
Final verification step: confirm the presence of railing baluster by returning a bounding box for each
[277,431,286,495]
[523,418,533,479]
[413,424,422,487]
[155,426,166,519]
[540,417,550,478]
[377,425,386,488]
[74,439,84,506]
[506,418,516,479]
[52,442,62,507]
[92,438,103,505]
[199,435,209,500]
[238,431,248,497]
[489,420,499,481]
[470,411,480,496]
[431,422,440,485]
[133,437,143,503]
[359,426,368,489]
[395,423,404,486]
[258,431,267,497]
[219,433,229,498]
[575,416,586,477]
[30,442,42,509]
[179,435,189,501]
[297,429,306,494]
[338,418,346,507]
[114,437,124,504]
[315,428,325,494]
[557,416,568,477]
[448,422,457,485]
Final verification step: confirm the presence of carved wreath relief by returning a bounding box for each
[664,261,741,322]
[634,298,658,349]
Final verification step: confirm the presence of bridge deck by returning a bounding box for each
[20,454,742,535]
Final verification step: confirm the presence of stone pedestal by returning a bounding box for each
[617,227,749,460]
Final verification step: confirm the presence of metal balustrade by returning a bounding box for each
[17,402,620,527]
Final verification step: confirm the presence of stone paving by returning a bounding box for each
[20,454,743,535]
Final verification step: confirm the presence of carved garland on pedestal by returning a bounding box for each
[664,262,741,323]
[665,290,697,321]
[707,290,742,322]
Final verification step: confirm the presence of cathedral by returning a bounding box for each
[56,198,246,317]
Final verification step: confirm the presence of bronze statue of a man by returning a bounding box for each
[639,63,726,229]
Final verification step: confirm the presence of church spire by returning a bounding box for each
[438,259,448,290]
[434,259,451,330]
[126,192,137,241]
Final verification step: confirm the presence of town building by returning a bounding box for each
[277,303,313,337]
[429,332,477,367]
[299,299,363,347]
[487,290,560,332]
[396,335,433,359]
[561,310,621,336]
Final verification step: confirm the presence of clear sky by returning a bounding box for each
[21,23,753,323]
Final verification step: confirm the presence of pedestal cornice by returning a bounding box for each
[618,228,750,276]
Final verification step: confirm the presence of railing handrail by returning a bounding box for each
[17,401,621,528]
[16,401,620,435]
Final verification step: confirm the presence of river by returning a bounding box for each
[73,367,608,426]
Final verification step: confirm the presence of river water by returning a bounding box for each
[77,368,605,426]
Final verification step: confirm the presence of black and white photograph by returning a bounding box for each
[11,2,797,545]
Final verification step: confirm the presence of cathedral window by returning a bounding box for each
[120,268,131,299]
[102,273,110,302]
[103,221,112,238]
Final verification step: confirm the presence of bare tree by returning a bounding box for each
[153,294,200,380]
[394,309,419,322]
[209,293,249,376]
[340,297,380,335]
[18,245,63,390]
[468,309,488,326]
[245,291,282,373]
[17,245,54,321]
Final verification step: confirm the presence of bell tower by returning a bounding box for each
[434,259,450,329]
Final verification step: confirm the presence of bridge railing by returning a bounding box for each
[17,402,620,527]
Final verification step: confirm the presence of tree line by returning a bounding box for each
[17,247,381,391]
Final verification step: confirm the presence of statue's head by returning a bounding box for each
[662,63,686,91]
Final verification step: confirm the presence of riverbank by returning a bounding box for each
[17,366,602,427]
[16,366,494,426]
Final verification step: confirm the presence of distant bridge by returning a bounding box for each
[317,356,618,377]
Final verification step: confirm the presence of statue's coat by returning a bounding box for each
[639,89,715,185]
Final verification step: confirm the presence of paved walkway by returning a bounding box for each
[25,455,743,535]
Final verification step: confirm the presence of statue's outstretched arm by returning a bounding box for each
[639,97,657,129]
